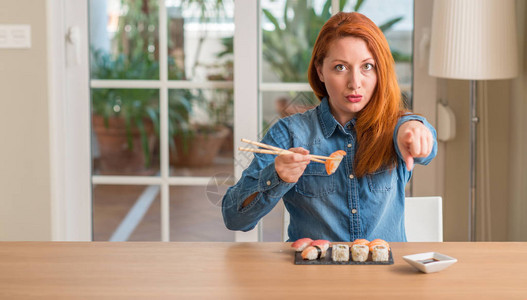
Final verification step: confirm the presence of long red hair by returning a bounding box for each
[308,12,406,177]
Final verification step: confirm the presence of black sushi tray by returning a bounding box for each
[294,248,394,265]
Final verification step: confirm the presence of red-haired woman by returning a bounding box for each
[222,12,437,242]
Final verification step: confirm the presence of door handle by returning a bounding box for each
[66,26,81,65]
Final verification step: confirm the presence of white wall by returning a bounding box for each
[0,0,51,240]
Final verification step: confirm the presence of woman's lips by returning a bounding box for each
[346,95,362,103]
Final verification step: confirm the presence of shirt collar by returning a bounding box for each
[317,97,339,138]
[317,97,357,137]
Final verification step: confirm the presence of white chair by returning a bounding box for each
[282,196,443,242]
[404,196,443,242]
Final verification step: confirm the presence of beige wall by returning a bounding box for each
[442,79,513,241]
[441,0,527,241]
[509,0,527,241]
[412,0,443,198]
[0,0,51,240]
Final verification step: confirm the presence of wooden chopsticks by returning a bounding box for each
[239,138,336,163]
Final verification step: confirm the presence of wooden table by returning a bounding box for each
[0,242,526,299]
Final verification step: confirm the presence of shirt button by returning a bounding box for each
[266,180,271,186]
[349,174,354,179]
[347,143,352,148]
[352,209,357,214]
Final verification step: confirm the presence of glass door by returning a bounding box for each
[89,0,235,241]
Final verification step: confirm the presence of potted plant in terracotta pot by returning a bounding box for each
[89,0,162,174]
[168,33,234,168]
[168,86,232,168]
[91,51,161,175]
[91,95,159,176]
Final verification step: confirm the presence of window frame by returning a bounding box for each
[48,0,92,241]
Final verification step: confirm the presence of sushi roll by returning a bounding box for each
[372,245,389,262]
[301,245,327,260]
[331,244,350,262]
[368,239,390,252]
[351,244,369,262]
[310,239,331,252]
[351,238,370,247]
[291,238,313,252]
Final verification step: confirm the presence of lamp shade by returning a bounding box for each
[429,0,519,80]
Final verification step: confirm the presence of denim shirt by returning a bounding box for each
[222,98,437,242]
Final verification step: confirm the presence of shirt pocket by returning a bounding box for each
[295,162,335,198]
[366,168,396,193]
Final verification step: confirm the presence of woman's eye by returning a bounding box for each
[335,64,347,71]
[363,63,374,71]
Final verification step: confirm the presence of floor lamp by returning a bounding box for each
[428,0,519,241]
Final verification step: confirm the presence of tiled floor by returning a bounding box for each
[92,152,284,242]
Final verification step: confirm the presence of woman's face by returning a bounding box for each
[316,36,378,125]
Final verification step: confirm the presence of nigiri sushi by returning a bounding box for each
[325,150,346,175]
[310,239,331,251]
[301,245,327,260]
[291,238,314,252]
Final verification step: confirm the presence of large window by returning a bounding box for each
[260,0,413,133]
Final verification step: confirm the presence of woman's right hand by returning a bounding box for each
[275,148,311,183]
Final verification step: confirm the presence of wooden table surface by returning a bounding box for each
[0,242,526,299]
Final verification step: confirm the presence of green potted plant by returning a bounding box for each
[91,0,161,174]
[261,0,409,115]
[168,60,233,167]
[167,1,233,167]
[92,0,233,171]
[91,50,161,174]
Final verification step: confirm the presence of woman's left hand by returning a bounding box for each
[397,120,433,171]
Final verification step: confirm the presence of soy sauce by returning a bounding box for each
[418,258,440,264]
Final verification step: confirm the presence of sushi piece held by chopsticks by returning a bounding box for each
[239,139,346,175]
[325,150,346,175]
